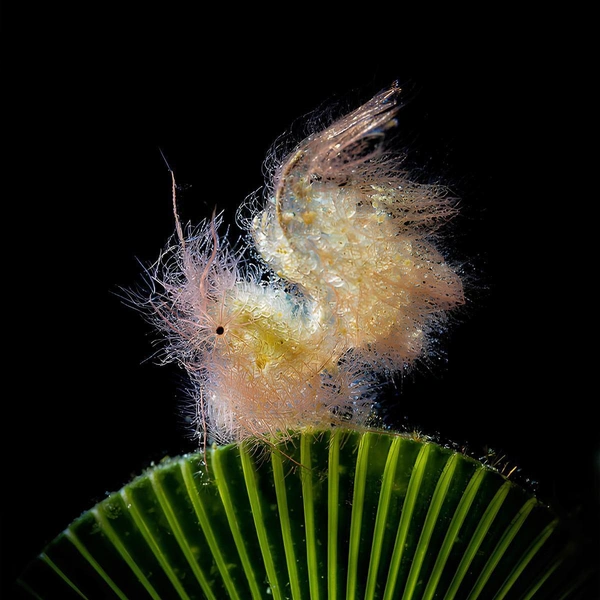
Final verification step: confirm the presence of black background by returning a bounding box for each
[3,12,598,595]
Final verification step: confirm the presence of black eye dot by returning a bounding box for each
[215,326,225,335]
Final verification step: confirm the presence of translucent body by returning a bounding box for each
[252,181,463,366]
[140,83,465,445]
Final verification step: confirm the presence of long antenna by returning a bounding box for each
[158,147,185,249]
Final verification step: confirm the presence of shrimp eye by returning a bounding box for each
[215,326,225,335]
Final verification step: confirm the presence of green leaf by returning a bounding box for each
[14,429,590,599]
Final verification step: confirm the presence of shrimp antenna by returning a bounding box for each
[158,147,185,248]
